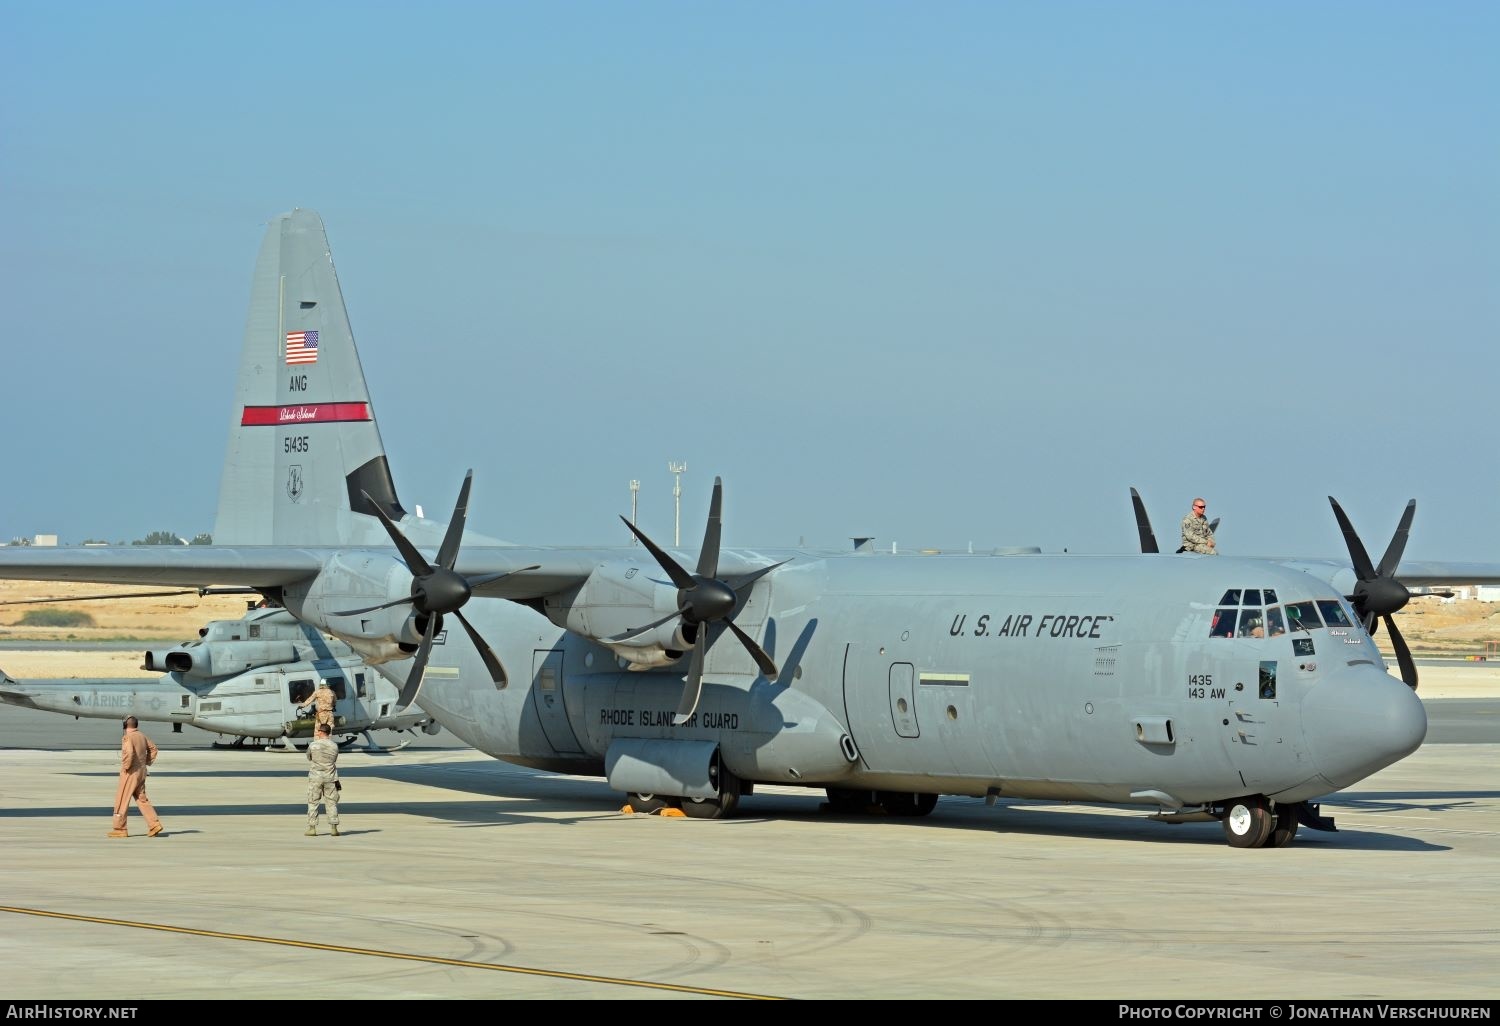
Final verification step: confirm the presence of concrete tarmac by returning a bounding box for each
[2,665,1498,1001]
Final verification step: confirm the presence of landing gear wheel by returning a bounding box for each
[628,792,671,814]
[680,791,739,819]
[1268,807,1300,848]
[681,764,742,819]
[1222,795,1274,848]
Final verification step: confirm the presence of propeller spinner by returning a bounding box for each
[611,476,786,724]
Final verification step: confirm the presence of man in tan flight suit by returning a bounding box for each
[300,679,337,734]
[109,716,164,838]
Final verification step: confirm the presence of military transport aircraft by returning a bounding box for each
[0,606,439,751]
[3,209,1498,848]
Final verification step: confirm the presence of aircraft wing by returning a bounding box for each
[0,546,328,589]
[0,542,684,604]
[1271,557,1500,592]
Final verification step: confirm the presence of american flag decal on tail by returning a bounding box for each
[285,330,319,365]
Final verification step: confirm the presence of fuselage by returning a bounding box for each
[342,551,1426,811]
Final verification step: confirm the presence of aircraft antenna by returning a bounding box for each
[669,461,687,546]
[628,480,640,544]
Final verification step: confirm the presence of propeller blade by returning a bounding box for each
[435,470,473,571]
[396,618,439,710]
[1129,487,1159,554]
[673,634,707,725]
[1384,614,1418,690]
[1209,516,1220,534]
[362,490,434,576]
[726,618,779,677]
[1328,497,1377,582]
[696,476,723,579]
[454,609,507,686]
[619,516,695,590]
[609,605,691,643]
[1375,500,1416,580]
[331,596,414,617]
[465,565,542,591]
[729,559,791,597]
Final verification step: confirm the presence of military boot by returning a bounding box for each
[330,825,340,837]
[106,829,128,838]
[305,826,317,836]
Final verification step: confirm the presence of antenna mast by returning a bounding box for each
[668,461,687,546]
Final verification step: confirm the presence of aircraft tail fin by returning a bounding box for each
[214,210,404,545]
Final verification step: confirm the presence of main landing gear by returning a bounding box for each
[626,764,745,820]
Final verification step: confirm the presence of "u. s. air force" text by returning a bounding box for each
[949,612,1115,639]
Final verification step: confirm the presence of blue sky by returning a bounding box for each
[2,2,1495,561]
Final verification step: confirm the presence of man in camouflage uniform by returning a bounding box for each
[305,723,340,836]
[300,679,337,734]
[1180,497,1217,555]
[109,715,164,838]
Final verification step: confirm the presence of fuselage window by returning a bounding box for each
[290,679,315,704]
[1211,608,1238,638]
[356,673,367,698]
[1316,599,1353,627]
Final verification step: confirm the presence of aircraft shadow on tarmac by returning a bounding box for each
[4,758,1462,851]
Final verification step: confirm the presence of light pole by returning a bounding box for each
[628,479,640,543]
[668,461,687,546]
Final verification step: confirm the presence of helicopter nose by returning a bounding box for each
[1301,664,1427,790]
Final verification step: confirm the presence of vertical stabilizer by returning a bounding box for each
[214,209,404,545]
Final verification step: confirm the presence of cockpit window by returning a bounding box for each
[1242,589,1263,606]
[1262,589,1277,605]
[1238,609,1265,637]
[1218,589,1241,606]
[1265,606,1287,637]
[1316,599,1353,627]
[1285,601,1322,630]
[1211,608,1238,638]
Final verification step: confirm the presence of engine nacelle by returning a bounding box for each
[282,550,426,665]
[142,607,318,681]
[144,639,297,679]
[543,564,691,669]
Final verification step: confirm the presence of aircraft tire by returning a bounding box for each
[680,791,739,819]
[628,792,672,814]
[1268,807,1300,848]
[1222,795,1274,848]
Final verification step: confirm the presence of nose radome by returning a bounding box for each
[1301,664,1427,791]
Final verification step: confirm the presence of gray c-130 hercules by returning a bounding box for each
[4,210,1498,848]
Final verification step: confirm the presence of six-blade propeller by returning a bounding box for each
[611,475,786,724]
[1329,496,1417,690]
[333,470,536,711]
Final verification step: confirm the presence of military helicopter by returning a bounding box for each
[0,604,440,752]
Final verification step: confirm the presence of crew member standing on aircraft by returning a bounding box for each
[305,723,341,836]
[1181,497,1217,554]
[300,679,337,734]
[109,716,164,838]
